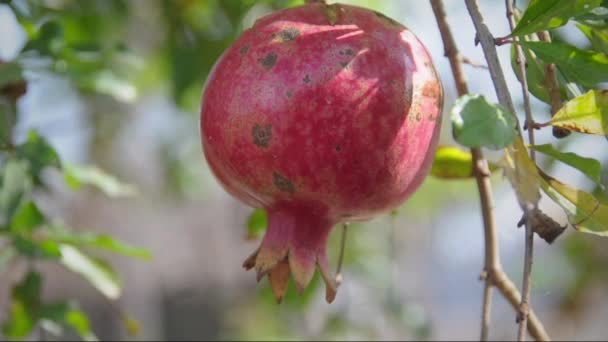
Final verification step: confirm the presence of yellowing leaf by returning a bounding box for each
[539,169,608,236]
[548,89,608,135]
[500,137,541,208]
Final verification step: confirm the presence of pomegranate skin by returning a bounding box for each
[201,2,442,302]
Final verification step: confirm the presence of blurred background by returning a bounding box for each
[1,0,607,340]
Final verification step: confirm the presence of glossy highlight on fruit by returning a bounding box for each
[200,2,443,303]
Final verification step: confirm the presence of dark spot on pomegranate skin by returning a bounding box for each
[339,61,348,68]
[277,27,300,41]
[339,48,354,56]
[286,90,293,98]
[422,82,441,99]
[252,124,272,148]
[335,144,342,152]
[240,45,250,55]
[303,74,311,83]
[273,172,295,194]
[259,53,277,69]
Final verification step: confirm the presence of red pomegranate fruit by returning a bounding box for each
[200,2,443,303]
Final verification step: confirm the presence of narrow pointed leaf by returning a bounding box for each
[520,41,608,87]
[59,244,121,300]
[510,0,602,36]
[63,164,137,197]
[530,144,602,184]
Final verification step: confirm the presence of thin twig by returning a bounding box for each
[506,1,538,340]
[335,223,348,286]
[461,56,489,69]
[464,0,549,340]
[429,1,499,340]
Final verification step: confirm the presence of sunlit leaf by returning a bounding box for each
[450,94,517,150]
[0,160,32,226]
[431,146,477,179]
[510,0,602,36]
[546,89,608,135]
[246,208,267,240]
[59,244,121,300]
[2,271,42,338]
[10,200,44,234]
[16,130,61,183]
[63,164,137,197]
[500,137,541,207]
[539,168,608,236]
[530,144,602,184]
[520,41,608,87]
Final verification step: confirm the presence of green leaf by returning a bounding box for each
[59,244,121,300]
[546,89,608,135]
[50,228,150,260]
[65,309,97,342]
[40,302,98,342]
[0,61,24,88]
[2,271,42,338]
[530,144,603,184]
[0,160,32,226]
[539,168,608,236]
[578,22,608,55]
[16,130,61,183]
[13,236,62,259]
[520,41,608,88]
[450,94,517,150]
[63,164,137,197]
[10,201,44,234]
[430,146,473,179]
[574,3,608,21]
[510,0,602,36]
[246,208,267,240]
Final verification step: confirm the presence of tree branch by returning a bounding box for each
[505,1,538,340]
[429,1,500,339]
[463,0,550,340]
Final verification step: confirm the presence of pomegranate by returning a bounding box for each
[200,2,443,303]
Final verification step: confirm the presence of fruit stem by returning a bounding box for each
[335,223,348,286]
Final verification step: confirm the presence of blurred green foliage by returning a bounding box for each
[1,0,607,340]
